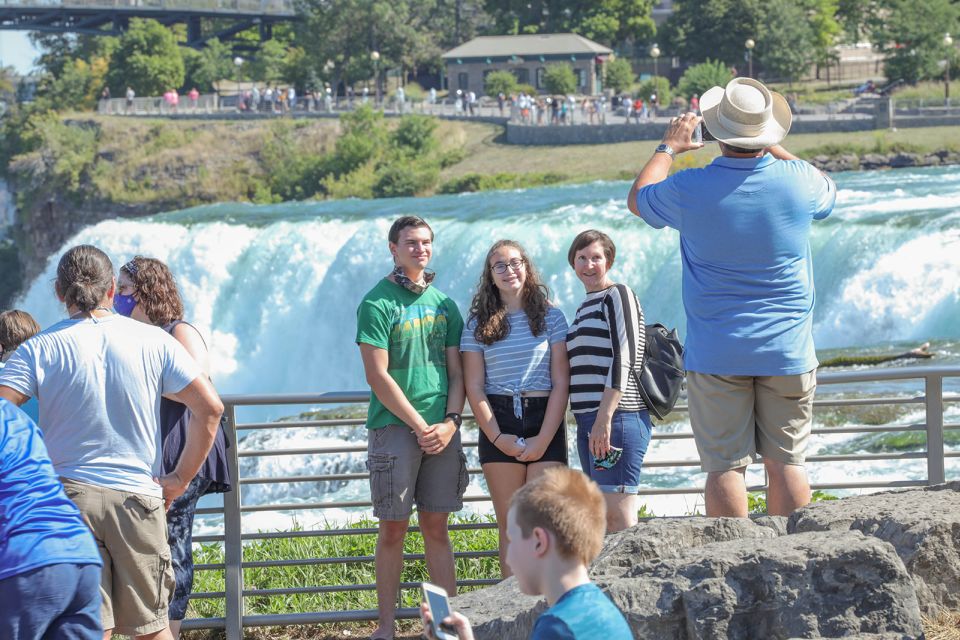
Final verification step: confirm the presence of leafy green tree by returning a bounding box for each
[248,39,288,84]
[755,0,818,82]
[543,63,577,94]
[391,114,438,155]
[604,57,635,93]
[181,38,233,92]
[661,0,765,67]
[484,70,518,96]
[677,59,732,98]
[107,19,185,96]
[836,0,877,43]
[871,0,959,84]
[482,0,655,46]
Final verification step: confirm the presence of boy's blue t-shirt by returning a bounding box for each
[530,583,632,639]
[0,399,101,581]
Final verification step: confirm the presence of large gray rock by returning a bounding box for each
[789,481,960,615]
[455,529,923,639]
[591,516,780,577]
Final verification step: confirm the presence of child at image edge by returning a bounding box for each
[421,467,632,639]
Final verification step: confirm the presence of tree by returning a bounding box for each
[543,63,577,94]
[871,0,960,84]
[755,0,819,82]
[484,70,518,96]
[482,0,655,46]
[661,0,765,67]
[677,59,732,98]
[604,57,635,93]
[107,18,185,96]
[181,38,233,93]
[248,39,288,84]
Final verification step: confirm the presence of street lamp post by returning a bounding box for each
[650,43,661,81]
[945,33,953,107]
[371,51,381,106]
[233,56,243,111]
[745,38,755,78]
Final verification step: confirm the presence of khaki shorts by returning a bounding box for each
[687,370,816,473]
[366,424,469,521]
[61,478,174,637]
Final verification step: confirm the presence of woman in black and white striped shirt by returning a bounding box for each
[565,229,652,532]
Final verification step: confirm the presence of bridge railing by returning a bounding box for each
[182,365,960,638]
[98,94,220,115]
[0,0,295,15]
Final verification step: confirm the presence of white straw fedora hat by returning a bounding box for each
[700,77,792,149]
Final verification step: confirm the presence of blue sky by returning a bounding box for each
[0,32,40,74]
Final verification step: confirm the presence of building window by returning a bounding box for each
[513,68,530,85]
[576,68,587,89]
[458,72,469,90]
[536,67,545,89]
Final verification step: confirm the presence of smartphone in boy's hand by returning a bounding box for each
[421,582,459,640]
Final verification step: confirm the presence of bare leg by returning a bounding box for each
[372,518,410,639]
[482,463,528,577]
[705,468,748,517]
[603,493,638,533]
[419,511,456,595]
[168,620,181,638]
[764,459,811,516]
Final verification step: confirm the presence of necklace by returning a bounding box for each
[392,265,435,294]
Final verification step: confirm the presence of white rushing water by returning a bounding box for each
[15,166,960,527]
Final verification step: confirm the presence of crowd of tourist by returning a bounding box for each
[1,78,835,639]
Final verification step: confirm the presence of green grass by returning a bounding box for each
[188,514,500,619]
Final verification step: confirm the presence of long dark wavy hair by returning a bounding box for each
[121,256,184,326]
[469,240,550,346]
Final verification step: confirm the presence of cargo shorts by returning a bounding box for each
[366,424,469,521]
[61,478,175,637]
[686,370,817,473]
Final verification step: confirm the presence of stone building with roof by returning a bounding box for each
[441,33,613,96]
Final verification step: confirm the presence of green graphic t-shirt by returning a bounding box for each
[356,278,464,430]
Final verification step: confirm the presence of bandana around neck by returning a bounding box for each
[392,264,435,294]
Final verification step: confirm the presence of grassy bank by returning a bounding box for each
[8,116,960,214]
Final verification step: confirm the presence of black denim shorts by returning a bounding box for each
[478,394,568,465]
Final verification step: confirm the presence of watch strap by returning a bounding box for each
[655,143,676,159]
[444,412,463,428]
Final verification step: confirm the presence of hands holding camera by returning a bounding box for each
[662,111,704,155]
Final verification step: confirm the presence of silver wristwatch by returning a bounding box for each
[655,143,676,159]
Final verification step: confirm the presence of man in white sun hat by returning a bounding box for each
[627,77,836,518]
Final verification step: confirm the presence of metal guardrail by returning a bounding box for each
[182,365,960,637]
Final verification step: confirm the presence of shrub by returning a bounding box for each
[401,82,425,103]
[372,162,439,198]
[391,114,437,156]
[543,63,577,95]
[604,58,635,93]
[516,83,537,96]
[678,59,732,99]
[637,76,672,108]
[484,70,518,97]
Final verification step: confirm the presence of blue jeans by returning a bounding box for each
[575,409,653,494]
[0,563,102,639]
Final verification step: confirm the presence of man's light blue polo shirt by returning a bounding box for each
[635,154,835,376]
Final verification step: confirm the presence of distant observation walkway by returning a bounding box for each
[0,0,297,47]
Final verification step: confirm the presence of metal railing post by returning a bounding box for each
[925,375,946,484]
[223,402,244,639]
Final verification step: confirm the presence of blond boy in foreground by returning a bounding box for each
[422,467,632,639]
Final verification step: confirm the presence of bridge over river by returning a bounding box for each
[0,0,297,47]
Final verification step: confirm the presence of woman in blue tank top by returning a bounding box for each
[116,256,232,635]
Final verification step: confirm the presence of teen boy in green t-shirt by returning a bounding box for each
[356,215,466,640]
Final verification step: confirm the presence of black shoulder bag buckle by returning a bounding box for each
[634,323,685,420]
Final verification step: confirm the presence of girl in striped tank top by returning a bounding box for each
[461,240,569,576]
[565,230,652,533]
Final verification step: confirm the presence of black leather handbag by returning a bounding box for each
[634,323,685,420]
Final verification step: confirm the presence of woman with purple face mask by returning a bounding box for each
[116,257,232,637]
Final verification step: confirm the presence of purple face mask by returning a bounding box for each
[113,292,138,317]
